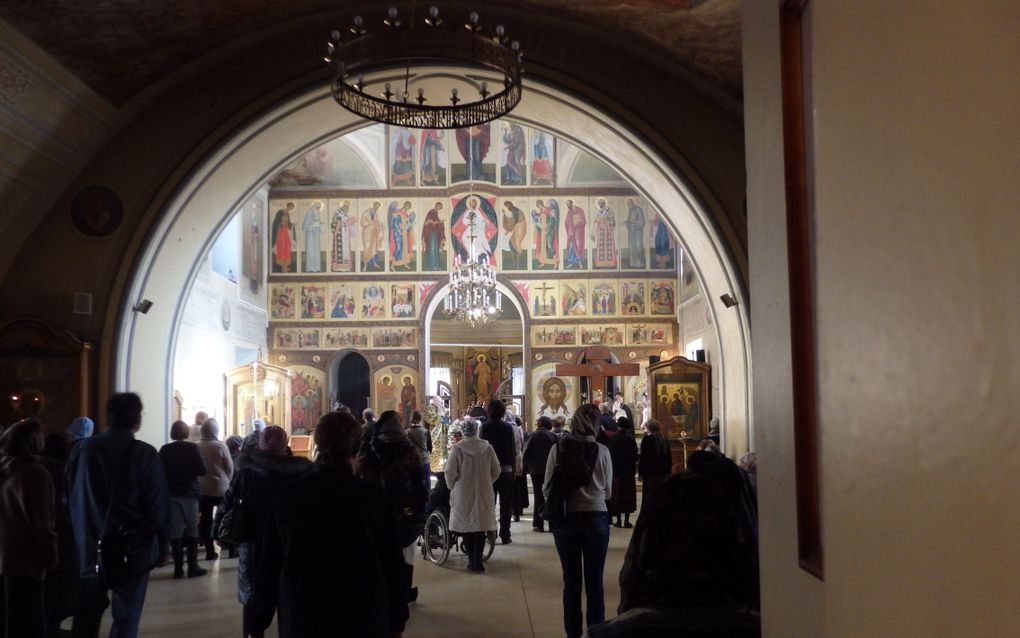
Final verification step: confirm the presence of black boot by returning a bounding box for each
[185,538,208,577]
[205,539,219,561]
[405,564,418,603]
[465,534,478,572]
[624,514,633,528]
[473,533,486,573]
[171,539,184,579]
[614,516,623,528]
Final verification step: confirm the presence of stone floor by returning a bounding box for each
[97,513,637,637]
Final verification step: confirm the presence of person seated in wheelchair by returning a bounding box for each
[443,417,501,573]
[427,471,450,515]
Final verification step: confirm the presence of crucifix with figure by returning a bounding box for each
[556,346,641,405]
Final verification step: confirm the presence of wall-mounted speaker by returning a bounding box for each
[695,349,706,362]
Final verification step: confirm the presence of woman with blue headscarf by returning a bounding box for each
[68,416,93,447]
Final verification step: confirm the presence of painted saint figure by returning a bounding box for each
[532,131,554,185]
[271,202,296,273]
[420,129,446,185]
[378,375,397,412]
[388,200,416,270]
[538,377,570,419]
[391,127,416,186]
[501,200,528,269]
[360,201,384,271]
[472,354,493,404]
[563,199,587,269]
[593,198,618,268]
[501,123,527,185]
[245,208,261,293]
[531,198,560,268]
[623,198,646,268]
[455,124,491,180]
[302,201,324,272]
[651,215,675,269]
[400,376,417,426]
[329,200,356,272]
[451,196,497,263]
[422,202,446,271]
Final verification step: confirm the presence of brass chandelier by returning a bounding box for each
[325,5,524,129]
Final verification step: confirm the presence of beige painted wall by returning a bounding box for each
[747,1,1020,636]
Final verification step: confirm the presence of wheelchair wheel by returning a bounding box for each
[482,530,496,562]
[422,510,450,565]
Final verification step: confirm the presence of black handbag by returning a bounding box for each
[540,446,569,528]
[217,470,247,545]
[95,442,160,588]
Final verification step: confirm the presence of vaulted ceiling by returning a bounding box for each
[0,0,740,107]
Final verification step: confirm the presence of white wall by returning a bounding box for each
[743,2,825,635]
[746,1,1020,636]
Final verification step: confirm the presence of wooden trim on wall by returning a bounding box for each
[780,0,823,579]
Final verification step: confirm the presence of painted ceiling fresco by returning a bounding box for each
[0,0,740,106]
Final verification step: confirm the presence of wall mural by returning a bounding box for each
[265,121,696,430]
[268,195,678,276]
[238,192,266,308]
[374,365,419,421]
[288,365,325,433]
[465,348,500,406]
[531,362,577,424]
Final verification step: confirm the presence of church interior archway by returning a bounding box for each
[119,71,750,459]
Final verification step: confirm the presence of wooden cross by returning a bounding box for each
[556,346,640,404]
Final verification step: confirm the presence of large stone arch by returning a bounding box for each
[116,74,751,456]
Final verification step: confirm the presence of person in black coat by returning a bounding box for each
[252,411,409,638]
[638,420,672,503]
[66,393,172,638]
[357,411,427,616]
[479,399,516,544]
[522,416,557,532]
[605,417,639,528]
[223,425,311,638]
[41,430,79,634]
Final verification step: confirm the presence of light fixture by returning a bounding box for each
[443,210,502,327]
[325,6,523,128]
[132,299,154,314]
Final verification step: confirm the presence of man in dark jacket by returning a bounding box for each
[252,411,408,637]
[522,416,558,532]
[480,399,516,544]
[67,392,172,638]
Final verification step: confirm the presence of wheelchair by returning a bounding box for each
[421,472,496,565]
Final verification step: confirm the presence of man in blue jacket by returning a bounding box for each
[67,392,171,638]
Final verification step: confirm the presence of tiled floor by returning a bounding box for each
[97,514,636,637]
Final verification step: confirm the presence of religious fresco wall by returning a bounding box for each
[265,119,699,424]
[288,365,325,434]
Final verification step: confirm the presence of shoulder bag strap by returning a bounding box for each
[98,439,137,540]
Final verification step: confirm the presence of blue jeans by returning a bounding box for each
[552,511,611,638]
[72,574,149,638]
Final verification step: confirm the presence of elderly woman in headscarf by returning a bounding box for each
[68,416,94,448]
[223,424,311,638]
[445,416,500,573]
[197,418,233,561]
[0,419,58,638]
[357,411,427,613]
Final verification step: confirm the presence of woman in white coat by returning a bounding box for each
[444,417,500,572]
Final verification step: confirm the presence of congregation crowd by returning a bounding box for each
[0,391,759,638]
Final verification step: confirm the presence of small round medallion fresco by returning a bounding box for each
[377,354,386,363]
[278,355,287,363]
[534,353,543,361]
[71,186,124,238]
[312,355,321,363]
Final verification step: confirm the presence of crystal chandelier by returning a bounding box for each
[443,210,502,327]
[325,5,523,129]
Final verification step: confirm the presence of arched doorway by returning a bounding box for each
[117,72,750,456]
[330,351,370,417]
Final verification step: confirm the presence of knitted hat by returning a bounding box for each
[69,416,95,441]
[459,417,480,438]
[252,418,267,432]
[259,425,289,454]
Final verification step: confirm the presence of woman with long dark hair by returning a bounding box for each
[543,403,613,638]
